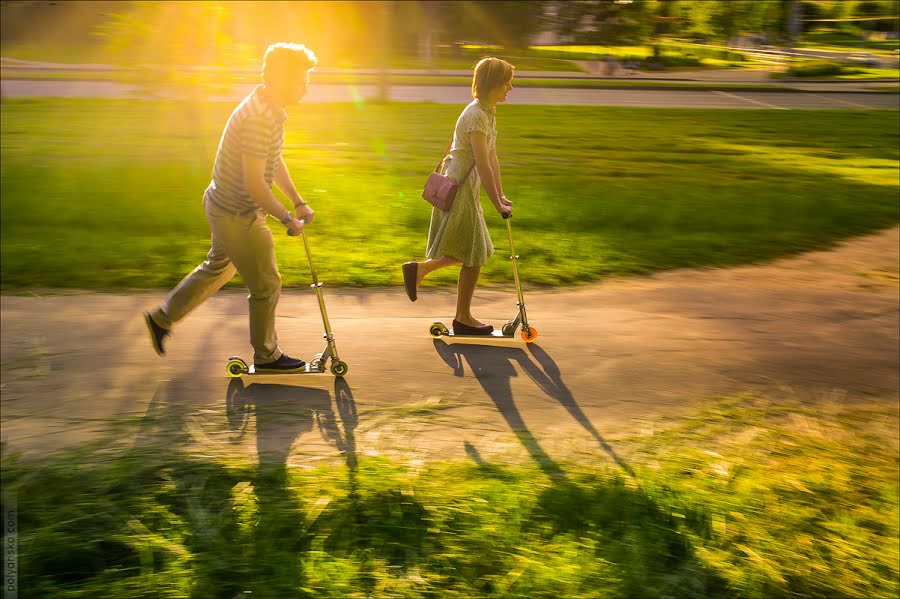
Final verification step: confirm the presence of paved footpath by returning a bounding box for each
[2,228,897,465]
[3,59,897,109]
[1,78,897,109]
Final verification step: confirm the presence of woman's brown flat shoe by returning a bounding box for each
[452,319,494,335]
[402,262,418,302]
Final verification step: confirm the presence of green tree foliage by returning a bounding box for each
[92,1,245,95]
[93,0,240,67]
[657,0,791,43]
[853,0,900,31]
[0,0,115,43]
[431,0,549,48]
[551,0,654,45]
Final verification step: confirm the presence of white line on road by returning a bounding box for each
[714,90,790,110]
[801,93,874,109]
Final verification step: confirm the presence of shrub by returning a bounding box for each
[786,61,865,77]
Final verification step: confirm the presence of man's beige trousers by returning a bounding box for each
[150,198,283,363]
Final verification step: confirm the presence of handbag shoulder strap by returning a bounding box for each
[433,138,453,173]
[434,136,477,184]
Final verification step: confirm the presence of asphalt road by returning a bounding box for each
[2,79,898,109]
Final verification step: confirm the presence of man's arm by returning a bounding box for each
[274,155,314,222]
[242,154,305,234]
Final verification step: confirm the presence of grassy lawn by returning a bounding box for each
[775,65,900,80]
[827,68,900,80]
[3,389,896,597]
[1,99,898,290]
[527,42,773,69]
[532,42,743,61]
[799,29,900,53]
[798,43,900,56]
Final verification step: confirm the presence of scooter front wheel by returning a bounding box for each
[330,360,349,377]
[521,327,538,343]
[227,358,248,378]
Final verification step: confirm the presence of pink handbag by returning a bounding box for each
[422,138,475,211]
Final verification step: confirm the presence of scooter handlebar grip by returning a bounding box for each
[502,212,511,220]
[286,218,307,236]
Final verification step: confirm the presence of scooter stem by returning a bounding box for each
[505,216,529,329]
[294,222,335,342]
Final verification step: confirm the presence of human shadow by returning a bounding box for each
[433,340,567,480]
[313,378,430,589]
[522,343,635,477]
[223,376,358,476]
[432,344,727,595]
[433,340,634,479]
[134,375,359,598]
[225,377,339,471]
[225,377,361,597]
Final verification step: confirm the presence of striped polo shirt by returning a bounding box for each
[204,85,287,215]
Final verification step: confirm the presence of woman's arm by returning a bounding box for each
[488,147,504,200]
[471,132,510,217]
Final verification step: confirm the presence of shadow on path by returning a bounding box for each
[433,340,633,478]
[432,341,727,596]
[133,375,359,597]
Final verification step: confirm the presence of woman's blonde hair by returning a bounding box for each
[262,43,318,86]
[472,57,515,99]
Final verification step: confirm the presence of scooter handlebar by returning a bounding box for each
[286,217,307,236]
[501,212,511,220]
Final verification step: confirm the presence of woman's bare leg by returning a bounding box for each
[455,265,484,327]
[417,255,461,285]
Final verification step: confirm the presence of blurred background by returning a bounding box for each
[2,0,900,80]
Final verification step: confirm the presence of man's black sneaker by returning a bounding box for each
[144,312,170,357]
[254,354,306,373]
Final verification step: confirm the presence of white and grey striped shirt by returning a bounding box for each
[204,85,286,215]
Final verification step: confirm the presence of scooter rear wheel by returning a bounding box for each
[521,327,538,343]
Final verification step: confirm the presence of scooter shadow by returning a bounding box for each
[226,377,358,471]
[433,340,633,478]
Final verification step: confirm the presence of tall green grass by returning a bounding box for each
[3,386,896,598]
[1,99,897,289]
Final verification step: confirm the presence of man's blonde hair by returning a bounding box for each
[472,57,515,99]
[262,43,317,86]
